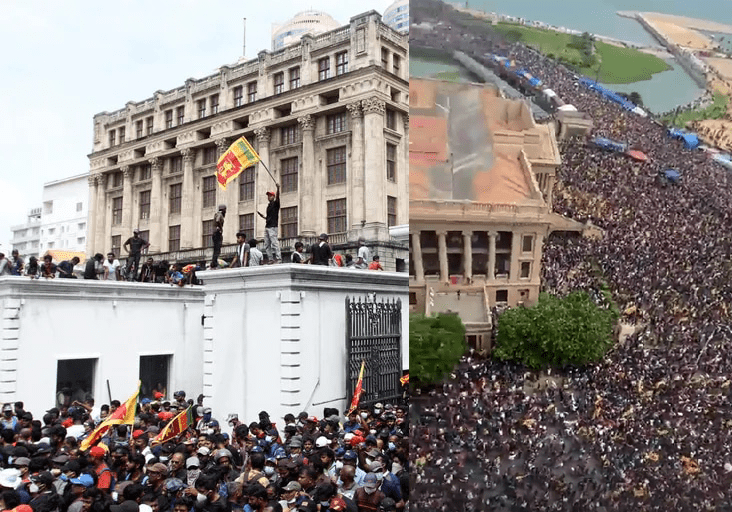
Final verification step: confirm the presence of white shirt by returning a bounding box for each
[103,259,121,280]
[357,245,371,269]
[249,247,263,266]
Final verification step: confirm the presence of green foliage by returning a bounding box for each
[493,292,618,369]
[410,313,466,386]
[663,91,729,128]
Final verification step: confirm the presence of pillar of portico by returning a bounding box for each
[94,175,107,253]
[87,175,97,255]
[121,166,133,235]
[298,115,316,236]
[149,157,163,253]
[509,230,522,282]
[215,138,236,245]
[347,102,365,230]
[362,97,387,234]
[180,148,196,249]
[437,231,448,284]
[400,113,409,223]
[487,231,497,281]
[532,233,545,282]
[254,128,272,238]
[411,232,424,282]
[463,230,473,283]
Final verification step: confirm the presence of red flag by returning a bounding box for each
[153,406,194,444]
[347,361,365,415]
[80,382,140,451]
[216,137,260,190]
[400,374,409,385]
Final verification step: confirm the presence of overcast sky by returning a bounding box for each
[0,0,395,253]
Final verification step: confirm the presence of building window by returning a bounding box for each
[393,54,401,75]
[274,72,284,95]
[168,225,181,252]
[522,235,534,253]
[136,120,144,139]
[118,126,125,143]
[247,81,257,103]
[108,130,116,146]
[169,183,182,214]
[76,202,83,212]
[327,199,347,234]
[139,190,151,219]
[386,143,397,182]
[520,261,531,279]
[386,109,396,130]
[281,157,298,193]
[327,113,346,134]
[112,197,123,225]
[280,125,299,146]
[111,235,121,255]
[289,67,300,89]
[165,110,173,129]
[170,156,182,174]
[78,222,85,231]
[202,176,216,208]
[239,213,254,240]
[210,94,219,114]
[146,116,154,135]
[281,206,298,238]
[327,146,347,185]
[177,106,185,126]
[239,168,255,201]
[335,51,348,75]
[202,220,215,248]
[112,172,122,188]
[318,57,330,81]
[387,196,397,227]
[197,99,206,119]
[202,146,217,165]
[139,164,152,181]
[381,48,389,67]
[234,86,243,107]
[496,290,509,303]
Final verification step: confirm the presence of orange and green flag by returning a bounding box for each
[80,382,140,452]
[347,361,366,415]
[154,406,194,445]
[400,373,409,385]
[216,136,261,190]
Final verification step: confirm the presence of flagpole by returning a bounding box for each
[259,159,278,186]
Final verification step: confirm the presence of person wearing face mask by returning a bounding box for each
[187,473,226,512]
[196,409,217,435]
[353,473,384,512]
[368,461,402,510]
[185,457,201,489]
[262,458,278,486]
[278,480,302,512]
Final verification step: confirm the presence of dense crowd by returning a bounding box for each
[0,392,408,512]
[411,22,732,512]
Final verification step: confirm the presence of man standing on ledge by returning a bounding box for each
[258,184,281,264]
[211,205,226,269]
[123,229,150,280]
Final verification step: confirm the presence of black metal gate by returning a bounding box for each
[346,296,402,407]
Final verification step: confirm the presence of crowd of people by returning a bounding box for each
[0,390,408,512]
[411,13,732,511]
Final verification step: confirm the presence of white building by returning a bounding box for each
[10,208,42,259]
[40,174,89,255]
[383,0,409,34]
[271,10,341,50]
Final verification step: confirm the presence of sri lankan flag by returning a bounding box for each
[216,136,260,190]
[80,382,140,451]
[347,361,366,415]
[400,374,409,385]
[154,406,194,444]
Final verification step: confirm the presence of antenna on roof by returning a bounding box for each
[243,18,247,58]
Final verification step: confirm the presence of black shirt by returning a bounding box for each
[57,260,75,278]
[310,241,333,265]
[83,260,98,280]
[265,198,280,228]
[125,236,148,254]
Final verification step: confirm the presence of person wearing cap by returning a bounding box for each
[210,205,227,269]
[89,445,114,493]
[279,480,302,511]
[257,184,281,264]
[339,451,366,488]
[29,471,60,512]
[66,474,94,512]
[309,234,333,266]
[103,252,122,281]
[213,449,238,482]
[356,237,371,269]
[369,460,402,508]
[123,229,150,280]
[0,404,18,431]
[353,472,384,512]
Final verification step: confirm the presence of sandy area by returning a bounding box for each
[705,57,732,81]
[642,12,732,36]
[693,120,732,152]
[643,14,715,50]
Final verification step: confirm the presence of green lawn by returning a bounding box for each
[662,91,730,128]
[493,23,672,84]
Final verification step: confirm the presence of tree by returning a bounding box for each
[410,313,466,386]
[493,291,618,369]
[628,91,644,106]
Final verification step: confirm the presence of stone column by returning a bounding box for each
[347,102,365,230]
[298,115,316,236]
[149,157,162,253]
[215,138,236,245]
[532,233,544,282]
[254,128,272,238]
[87,175,97,255]
[362,97,387,235]
[121,166,133,235]
[509,230,521,282]
[400,113,410,223]
[487,231,497,281]
[463,230,473,283]
[437,231,448,283]
[96,174,109,253]
[180,148,196,250]
[411,232,424,282]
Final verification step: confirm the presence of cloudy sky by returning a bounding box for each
[0,0,395,253]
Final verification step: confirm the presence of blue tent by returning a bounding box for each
[663,169,681,184]
[578,78,638,112]
[592,137,627,153]
[667,129,700,149]
[529,77,542,87]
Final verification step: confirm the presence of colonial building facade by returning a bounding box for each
[87,10,408,268]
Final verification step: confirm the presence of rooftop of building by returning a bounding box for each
[409,78,558,206]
